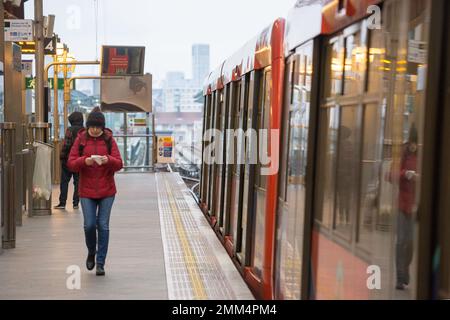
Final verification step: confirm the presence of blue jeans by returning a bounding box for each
[80,197,115,267]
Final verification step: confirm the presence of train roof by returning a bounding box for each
[204,18,285,95]
[285,0,383,54]
[285,0,326,55]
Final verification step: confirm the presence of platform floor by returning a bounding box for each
[0,173,254,300]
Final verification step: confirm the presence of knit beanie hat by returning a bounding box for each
[86,111,105,129]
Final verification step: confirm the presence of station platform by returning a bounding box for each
[0,173,254,300]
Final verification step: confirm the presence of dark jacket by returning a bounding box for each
[60,112,84,164]
[67,128,123,199]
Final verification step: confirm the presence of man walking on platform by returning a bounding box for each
[54,111,84,210]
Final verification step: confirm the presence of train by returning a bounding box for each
[199,0,450,300]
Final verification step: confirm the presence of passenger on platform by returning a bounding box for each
[67,110,123,276]
[54,111,84,210]
[394,125,418,290]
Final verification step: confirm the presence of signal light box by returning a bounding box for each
[101,46,145,76]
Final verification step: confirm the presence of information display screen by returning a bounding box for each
[101,46,145,76]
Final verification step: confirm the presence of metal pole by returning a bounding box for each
[53,60,60,140]
[124,113,128,169]
[152,113,156,167]
[53,60,61,185]
[1,123,16,249]
[63,52,69,132]
[34,0,45,123]
[145,112,150,167]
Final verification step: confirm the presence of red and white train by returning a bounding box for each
[200,0,450,300]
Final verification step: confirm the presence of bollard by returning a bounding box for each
[28,123,53,217]
[1,123,17,249]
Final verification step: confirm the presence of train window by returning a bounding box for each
[233,81,242,175]
[343,30,366,95]
[334,106,361,239]
[325,37,345,97]
[367,28,385,93]
[257,70,271,190]
[288,110,302,179]
[357,103,385,251]
[314,106,340,228]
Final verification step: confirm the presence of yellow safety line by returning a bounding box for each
[164,176,208,300]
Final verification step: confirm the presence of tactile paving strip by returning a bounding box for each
[156,173,236,300]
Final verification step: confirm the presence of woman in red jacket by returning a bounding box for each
[67,110,123,276]
[395,125,418,290]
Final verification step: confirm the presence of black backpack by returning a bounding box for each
[60,126,83,161]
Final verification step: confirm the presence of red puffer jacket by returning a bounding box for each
[67,128,123,199]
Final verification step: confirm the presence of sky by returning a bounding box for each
[25,0,296,89]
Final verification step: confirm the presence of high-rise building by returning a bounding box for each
[162,71,203,113]
[192,44,210,87]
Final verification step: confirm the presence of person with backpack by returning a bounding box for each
[67,110,123,276]
[55,111,84,210]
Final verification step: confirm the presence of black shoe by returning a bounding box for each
[54,203,66,210]
[86,254,95,271]
[73,204,79,210]
[96,265,105,276]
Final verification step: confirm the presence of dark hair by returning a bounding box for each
[86,111,105,129]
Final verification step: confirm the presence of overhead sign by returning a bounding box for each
[5,19,33,42]
[17,36,57,55]
[100,74,152,113]
[22,60,33,77]
[157,136,175,164]
[25,77,75,90]
[101,46,145,76]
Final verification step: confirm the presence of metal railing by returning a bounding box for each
[113,134,154,172]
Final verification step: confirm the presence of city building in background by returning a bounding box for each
[192,44,210,87]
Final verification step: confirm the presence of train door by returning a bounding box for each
[200,94,211,207]
[230,75,250,260]
[206,92,217,214]
[217,84,233,234]
[311,0,433,300]
[275,41,315,300]
[252,67,272,280]
[240,71,259,266]
[213,90,226,222]
[227,78,246,252]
